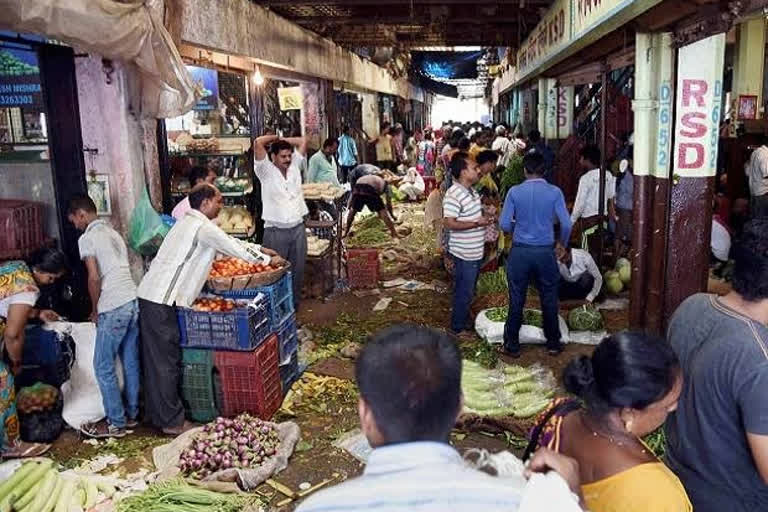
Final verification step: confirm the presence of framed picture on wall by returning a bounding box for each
[738,95,758,120]
[87,175,111,216]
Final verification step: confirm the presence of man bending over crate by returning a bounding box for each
[68,196,140,439]
[136,184,284,436]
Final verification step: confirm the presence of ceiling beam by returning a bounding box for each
[257,0,548,5]
[295,16,527,25]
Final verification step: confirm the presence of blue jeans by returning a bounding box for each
[503,245,562,352]
[94,299,140,428]
[451,255,482,332]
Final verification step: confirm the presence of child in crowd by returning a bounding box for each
[67,196,139,439]
[307,201,335,240]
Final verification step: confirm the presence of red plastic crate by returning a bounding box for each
[346,249,379,289]
[0,200,45,260]
[214,334,282,420]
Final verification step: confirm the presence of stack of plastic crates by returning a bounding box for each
[177,291,282,420]
[210,273,302,397]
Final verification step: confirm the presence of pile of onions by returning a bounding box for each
[179,414,280,479]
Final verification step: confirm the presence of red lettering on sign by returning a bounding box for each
[682,80,707,108]
[678,143,704,169]
[679,112,707,138]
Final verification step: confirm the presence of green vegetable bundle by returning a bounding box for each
[477,268,508,295]
[117,479,256,512]
[500,153,525,198]
[484,307,543,328]
[567,305,604,331]
[461,360,556,419]
[0,459,115,512]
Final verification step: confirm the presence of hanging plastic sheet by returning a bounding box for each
[0,0,201,118]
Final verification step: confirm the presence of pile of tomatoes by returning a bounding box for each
[209,257,276,278]
[191,297,236,312]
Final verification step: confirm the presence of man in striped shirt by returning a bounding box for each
[296,326,584,512]
[443,151,492,333]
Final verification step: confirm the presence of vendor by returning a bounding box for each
[137,183,284,436]
[343,173,399,239]
[306,138,340,186]
[254,135,308,308]
[556,245,603,303]
[172,166,217,220]
[398,167,426,201]
[1,248,68,458]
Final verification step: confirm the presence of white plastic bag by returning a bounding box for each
[474,309,570,345]
[47,322,124,430]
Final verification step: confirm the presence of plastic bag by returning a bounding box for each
[128,189,170,256]
[19,394,64,443]
[474,308,570,345]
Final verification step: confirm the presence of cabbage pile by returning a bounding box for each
[605,257,631,294]
[568,304,604,331]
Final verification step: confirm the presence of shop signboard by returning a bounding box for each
[573,0,627,37]
[278,86,303,110]
[0,47,42,109]
[187,65,218,111]
[545,81,574,139]
[672,34,725,178]
[516,0,570,77]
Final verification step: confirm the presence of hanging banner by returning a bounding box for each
[673,34,725,178]
[187,65,218,111]
[545,82,574,139]
[0,48,42,108]
[278,86,303,110]
[573,0,626,36]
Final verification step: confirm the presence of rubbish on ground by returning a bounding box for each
[299,482,311,491]
[333,429,373,463]
[266,478,296,498]
[372,297,392,311]
[339,342,363,359]
[382,278,409,288]
[595,297,629,311]
[352,289,380,297]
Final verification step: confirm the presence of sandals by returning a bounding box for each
[2,441,51,459]
[80,419,126,439]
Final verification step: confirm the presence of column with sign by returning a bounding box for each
[673,34,725,178]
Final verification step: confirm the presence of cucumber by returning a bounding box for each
[40,475,64,512]
[15,469,55,509]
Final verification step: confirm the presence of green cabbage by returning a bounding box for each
[568,305,605,331]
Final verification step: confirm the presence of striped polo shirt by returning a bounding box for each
[443,182,485,261]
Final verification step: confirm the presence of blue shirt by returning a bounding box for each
[337,134,358,167]
[296,442,524,512]
[500,178,572,247]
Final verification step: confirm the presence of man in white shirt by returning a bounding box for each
[171,166,217,220]
[745,137,768,218]
[254,135,308,308]
[571,145,616,255]
[137,184,281,435]
[297,325,584,512]
[492,125,513,170]
[556,246,603,302]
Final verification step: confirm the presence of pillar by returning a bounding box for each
[544,79,558,140]
[537,78,548,135]
[732,18,766,119]
[630,32,726,333]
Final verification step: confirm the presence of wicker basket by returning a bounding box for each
[207,263,290,291]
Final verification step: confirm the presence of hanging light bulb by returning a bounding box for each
[252,65,264,86]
